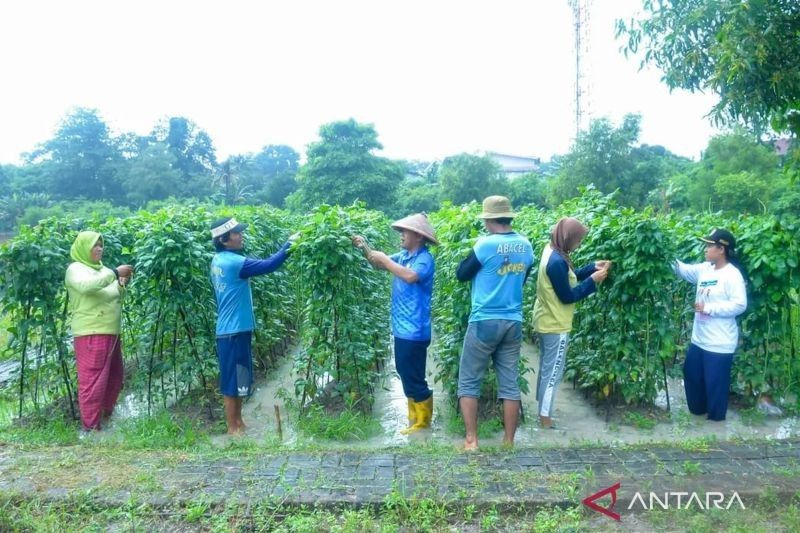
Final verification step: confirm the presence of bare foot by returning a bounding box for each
[463,439,479,452]
[502,439,514,449]
[539,416,552,429]
[237,420,247,433]
[226,428,244,437]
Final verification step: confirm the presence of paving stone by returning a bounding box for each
[7,439,800,509]
[688,449,730,460]
[724,444,768,459]
[576,449,618,463]
[622,461,662,476]
[256,456,288,469]
[360,455,394,468]
[546,462,584,473]
[354,486,388,503]
[514,453,545,467]
[648,448,691,461]
[338,453,362,467]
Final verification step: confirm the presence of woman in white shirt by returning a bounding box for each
[673,229,747,421]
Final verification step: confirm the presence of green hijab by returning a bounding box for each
[70,231,103,270]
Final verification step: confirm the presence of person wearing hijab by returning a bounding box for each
[673,228,747,421]
[532,217,610,429]
[352,213,438,435]
[64,231,134,432]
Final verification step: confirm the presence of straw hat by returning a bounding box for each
[478,195,516,219]
[391,213,439,245]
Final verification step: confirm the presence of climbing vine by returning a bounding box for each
[290,204,392,413]
[1,193,798,425]
[0,205,298,420]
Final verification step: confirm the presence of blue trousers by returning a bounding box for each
[394,338,432,402]
[683,343,734,421]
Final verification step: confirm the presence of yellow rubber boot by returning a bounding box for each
[401,396,432,435]
[406,398,417,425]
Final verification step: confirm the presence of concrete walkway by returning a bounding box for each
[2,439,799,518]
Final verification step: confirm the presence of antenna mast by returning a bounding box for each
[567,0,591,140]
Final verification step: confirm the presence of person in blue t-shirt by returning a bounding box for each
[455,196,534,450]
[210,217,297,436]
[352,213,438,435]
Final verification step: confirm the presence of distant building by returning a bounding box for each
[486,152,541,178]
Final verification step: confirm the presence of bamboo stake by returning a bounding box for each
[274,404,283,440]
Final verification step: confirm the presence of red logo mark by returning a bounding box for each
[582,481,621,521]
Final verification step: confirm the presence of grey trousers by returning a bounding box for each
[536,332,569,417]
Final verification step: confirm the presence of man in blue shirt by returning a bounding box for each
[455,196,534,450]
[353,213,437,434]
[210,217,296,436]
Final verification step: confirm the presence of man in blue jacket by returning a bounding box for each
[210,217,296,435]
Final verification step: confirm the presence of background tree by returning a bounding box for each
[438,153,507,205]
[238,144,300,207]
[27,108,123,200]
[631,144,692,210]
[667,132,782,213]
[0,193,51,231]
[391,160,442,216]
[508,171,548,209]
[618,0,800,139]
[292,119,403,210]
[550,114,652,207]
[215,155,251,206]
[119,143,183,206]
[394,182,442,216]
[152,116,217,196]
[0,166,9,197]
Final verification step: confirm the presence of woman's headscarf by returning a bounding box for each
[70,231,103,270]
[550,217,588,270]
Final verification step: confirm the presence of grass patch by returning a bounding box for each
[530,505,584,532]
[295,404,382,441]
[0,413,80,446]
[640,492,800,533]
[445,413,505,438]
[383,484,453,530]
[0,410,209,451]
[676,434,717,452]
[622,410,657,430]
[550,471,584,502]
[682,460,701,475]
[113,410,210,450]
[3,483,800,532]
[773,459,800,478]
[671,407,693,434]
[0,492,164,532]
[739,406,767,426]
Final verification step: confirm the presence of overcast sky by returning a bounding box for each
[0,0,721,165]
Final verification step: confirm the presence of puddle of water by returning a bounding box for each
[363,347,461,448]
[213,342,464,448]
[113,391,150,419]
[0,344,65,388]
[0,360,20,386]
[211,345,301,447]
[513,342,797,446]
[200,339,800,449]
